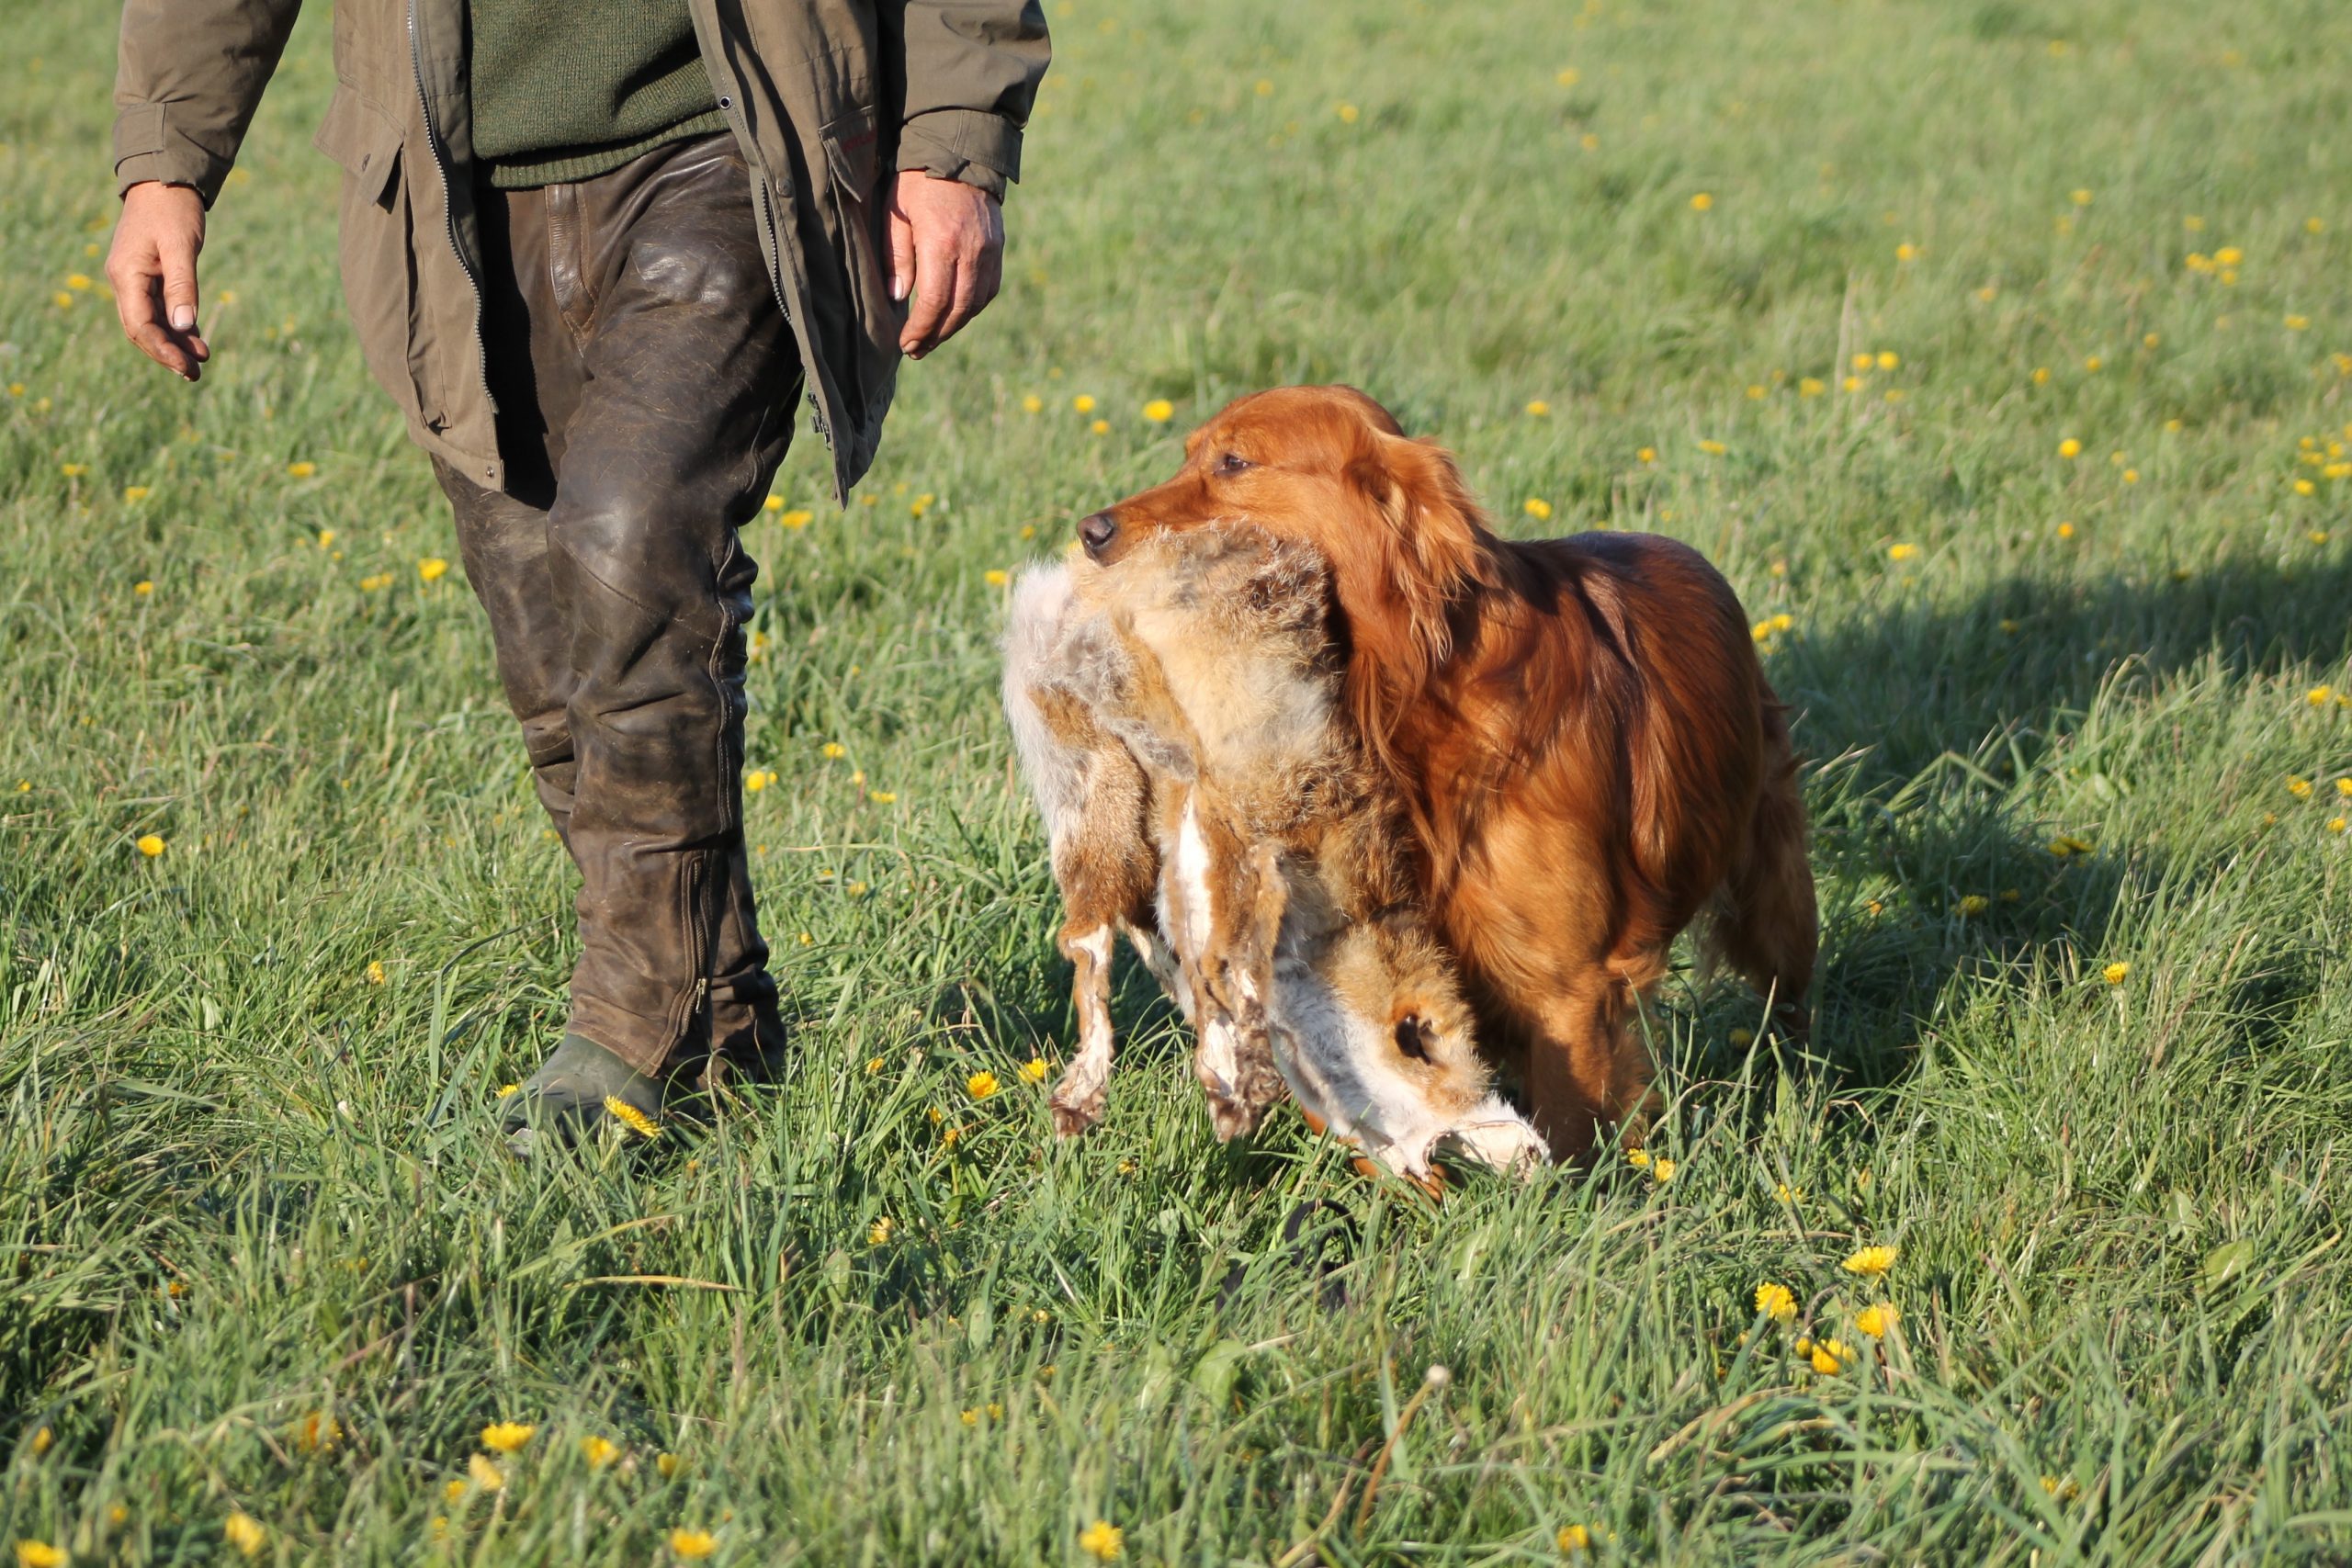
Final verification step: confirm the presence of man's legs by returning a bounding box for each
[437,133,800,1142]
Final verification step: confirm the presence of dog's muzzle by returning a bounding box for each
[1078,511,1119,558]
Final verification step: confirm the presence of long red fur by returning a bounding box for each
[1082,386,1817,1158]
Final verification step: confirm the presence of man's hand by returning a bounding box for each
[886,170,1002,360]
[108,182,211,381]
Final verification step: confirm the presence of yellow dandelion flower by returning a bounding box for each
[1335,103,1360,123]
[286,461,317,479]
[2289,776,2314,798]
[1876,351,1900,371]
[1524,497,1554,520]
[418,557,449,582]
[2102,962,2130,985]
[2215,246,2244,268]
[1526,399,1553,416]
[442,1479,467,1506]
[17,1542,68,1568]
[1842,1246,1899,1276]
[495,1083,519,1099]
[61,463,88,478]
[52,291,74,310]
[2338,779,2352,797]
[780,509,813,529]
[1851,353,1873,371]
[2042,1474,2084,1502]
[1142,399,1175,423]
[1579,132,1600,151]
[1887,543,1919,561]
[136,834,166,858]
[604,1097,661,1138]
[1842,375,1864,392]
[669,1529,718,1559]
[2185,214,2206,231]
[2069,187,2092,207]
[1809,1338,1854,1374]
[1625,1147,1651,1169]
[1255,78,1274,96]
[1775,1180,1804,1203]
[1958,894,1989,916]
[224,1511,266,1557]
[1090,418,1110,435]
[1636,446,1657,464]
[1557,1523,1592,1551]
[1690,192,1713,211]
[1021,393,1044,413]
[1754,1282,1797,1322]
[1855,1302,1900,1338]
[2056,521,2075,538]
[1798,377,1826,396]
[1651,1157,1677,1184]
[1555,68,1580,86]
[1078,1519,1125,1562]
[2295,479,2318,497]
[1894,242,1918,262]
[1018,1056,1050,1084]
[960,1408,979,1427]
[294,1412,342,1451]
[866,789,898,804]
[1746,383,1767,400]
[1698,438,1726,456]
[2122,468,2139,484]
[122,484,152,503]
[2058,438,2082,459]
[2307,217,2324,234]
[866,1216,894,1247]
[984,569,1012,588]
[2286,315,2311,332]
[481,1422,534,1454]
[1072,394,1097,413]
[1976,285,1997,302]
[2031,366,2051,386]
[2048,835,2094,857]
[821,742,847,760]
[967,1071,1001,1100]
[2330,817,2348,834]
[1728,1026,1755,1046]
[2084,355,2102,373]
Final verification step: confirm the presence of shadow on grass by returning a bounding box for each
[1766,551,2352,1091]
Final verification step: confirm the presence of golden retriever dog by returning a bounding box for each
[1003,524,1547,1182]
[1066,386,1816,1161]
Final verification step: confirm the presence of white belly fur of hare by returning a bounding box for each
[1002,554,1546,1181]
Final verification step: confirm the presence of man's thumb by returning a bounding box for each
[887,208,915,304]
[161,241,199,333]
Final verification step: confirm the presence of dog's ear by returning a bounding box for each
[1338,432,1495,770]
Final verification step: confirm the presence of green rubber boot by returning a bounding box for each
[501,1033,671,1157]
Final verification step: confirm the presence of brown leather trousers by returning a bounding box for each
[434,132,798,1077]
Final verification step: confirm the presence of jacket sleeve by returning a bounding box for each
[888,0,1048,200]
[113,0,303,205]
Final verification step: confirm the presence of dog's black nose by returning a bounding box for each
[1078,511,1119,557]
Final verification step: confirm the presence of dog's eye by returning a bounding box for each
[1215,452,1252,476]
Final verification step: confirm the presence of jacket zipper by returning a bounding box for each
[407,0,497,425]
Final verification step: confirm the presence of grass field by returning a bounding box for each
[6,0,2352,1561]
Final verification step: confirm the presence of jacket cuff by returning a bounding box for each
[114,105,232,206]
[896,108,1021,199]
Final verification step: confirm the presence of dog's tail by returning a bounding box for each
[1700,699,1816,1034]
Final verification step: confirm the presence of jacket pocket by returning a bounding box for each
[314,89,431,427]
[820,104,899,378]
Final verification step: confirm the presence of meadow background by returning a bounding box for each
[6,0,2352,1561]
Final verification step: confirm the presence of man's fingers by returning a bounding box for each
[112,263,191,378]
[900,243,959,357]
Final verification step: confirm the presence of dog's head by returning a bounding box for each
[1076,386,1498,773]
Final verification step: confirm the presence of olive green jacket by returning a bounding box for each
[112,0,1049,500]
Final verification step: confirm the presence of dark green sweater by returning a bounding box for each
[469,0,727,188]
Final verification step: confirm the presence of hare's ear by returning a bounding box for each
[1336,432,1495,769]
